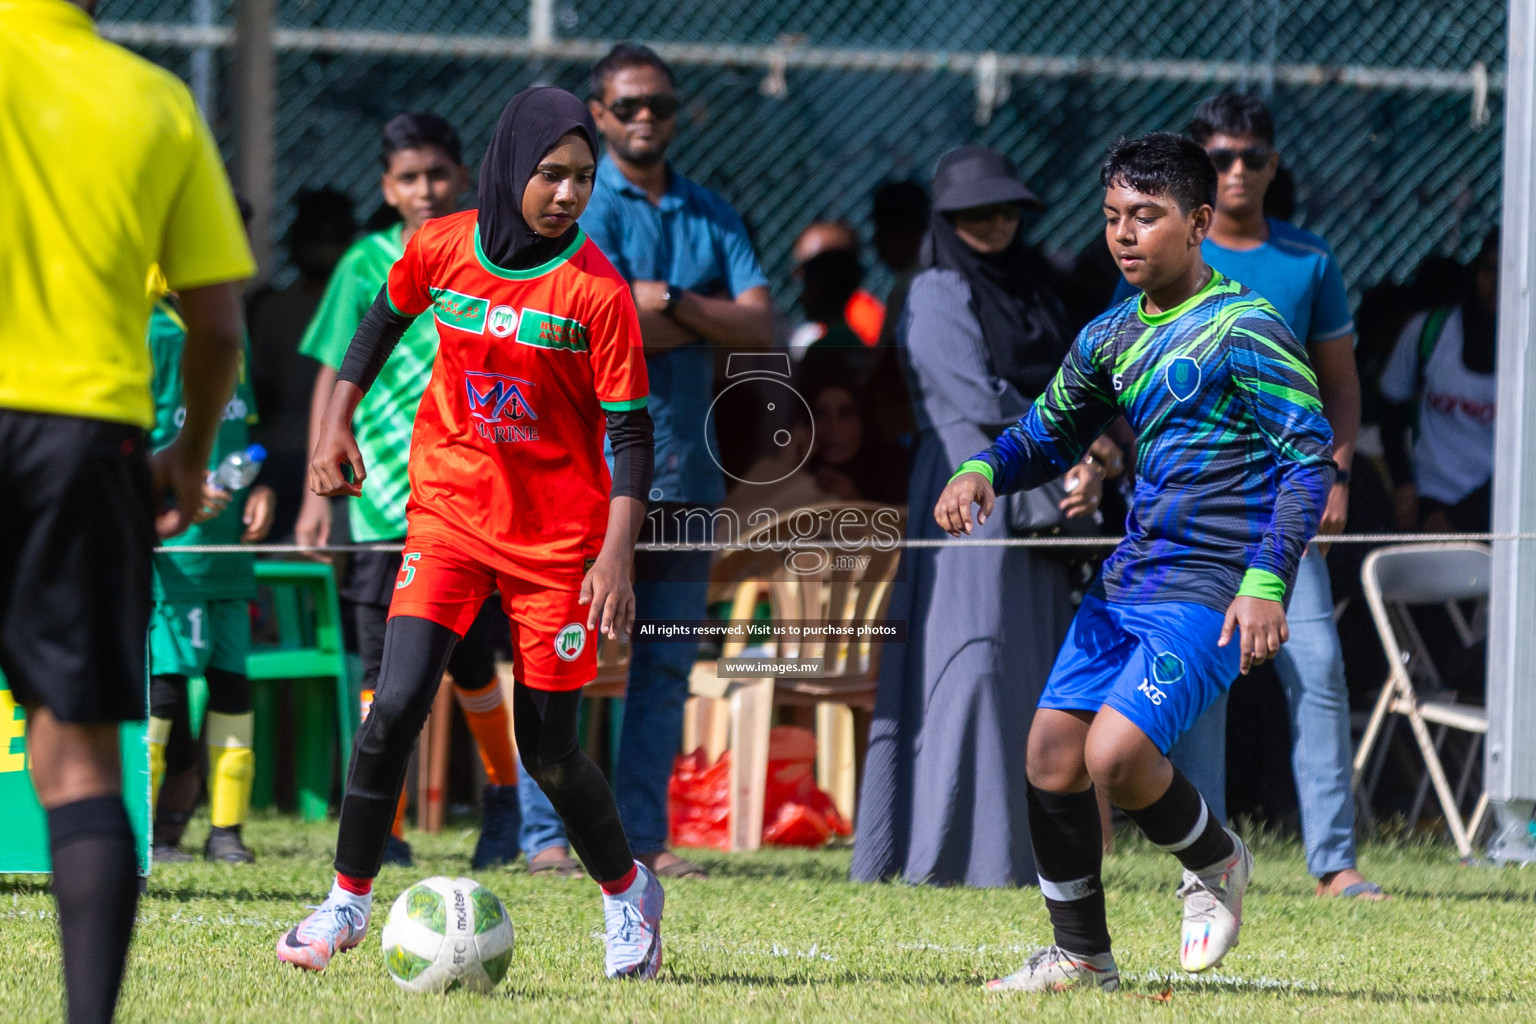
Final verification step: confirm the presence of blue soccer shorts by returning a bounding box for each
[1038,594,1242,754]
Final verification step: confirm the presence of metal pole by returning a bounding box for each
[1485,0,1536,864]
[232,0,276,283]
[529,0,555,53]
[190,0,214,116]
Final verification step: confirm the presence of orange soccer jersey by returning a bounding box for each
[384,211,648,586]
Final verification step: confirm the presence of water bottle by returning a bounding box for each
[210,444,266,491]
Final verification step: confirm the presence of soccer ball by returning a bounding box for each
[381,876,514,993]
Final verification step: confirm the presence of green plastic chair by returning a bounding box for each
[246,561,355,821]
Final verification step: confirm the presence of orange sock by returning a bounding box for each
[392,789,408,840]
[454,678,519,786]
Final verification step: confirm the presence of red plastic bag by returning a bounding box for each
[667,726,851,849]
[761,726,851,847]
[667,746,732,850]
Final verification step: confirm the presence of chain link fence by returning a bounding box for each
[102,0,1505,309]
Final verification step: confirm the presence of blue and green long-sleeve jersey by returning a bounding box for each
[958,271,1336,613]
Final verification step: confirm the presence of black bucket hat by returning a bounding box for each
[931,146,1043,213]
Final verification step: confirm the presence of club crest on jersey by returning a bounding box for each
[1152,651,1187,686]
[466,372,541,443]
[486,305,518,338]
[1166,357,1201,402]
[554,623,587,662]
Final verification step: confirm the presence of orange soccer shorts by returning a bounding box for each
[387,535,595,691]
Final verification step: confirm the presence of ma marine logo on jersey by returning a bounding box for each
[466,372,541,443]
[554,623,587,662]
[1166,356,1201,402]
[466,372,538,424]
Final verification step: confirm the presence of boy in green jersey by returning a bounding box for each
[296,112,540,870]
[146,291,275,863]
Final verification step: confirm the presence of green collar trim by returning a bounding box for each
[473,225,585,280]
[1137,269,1227,327]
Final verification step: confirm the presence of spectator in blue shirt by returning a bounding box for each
[517,43,773,880]
[1116,93,1380,899]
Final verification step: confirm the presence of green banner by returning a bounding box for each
[0,671,152,875]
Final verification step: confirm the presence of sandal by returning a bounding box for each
[527,849,584,879]
[1316,877,1388,899]
[647,856,709,880]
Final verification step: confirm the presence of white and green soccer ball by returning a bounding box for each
[381,876,514,993]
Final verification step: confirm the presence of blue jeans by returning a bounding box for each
[519,544,713,858]
[1170,548,1358,878]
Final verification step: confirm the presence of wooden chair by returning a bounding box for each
[1354,543,1491,858]
[688,503,906,850]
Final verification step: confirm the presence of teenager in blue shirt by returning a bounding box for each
[941,132,1334,992]
[1114,93,1378,899]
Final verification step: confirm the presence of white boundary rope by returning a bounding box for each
[152,532,1536,554]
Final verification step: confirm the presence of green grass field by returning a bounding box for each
[2,815,1533,1023]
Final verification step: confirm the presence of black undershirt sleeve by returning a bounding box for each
[605,407,654,502]
[337,287,416,394]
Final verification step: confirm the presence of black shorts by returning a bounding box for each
[0,410,154,723]
[345,546,502,692]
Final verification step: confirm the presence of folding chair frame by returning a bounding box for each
[1353,543,1491,859]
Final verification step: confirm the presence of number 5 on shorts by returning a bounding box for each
[396,552,421,590]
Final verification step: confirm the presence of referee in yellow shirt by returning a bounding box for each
[0,2,255,1021]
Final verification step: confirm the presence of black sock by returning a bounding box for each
[48,796,139,1024]
[1027,784,1111,956]
[334,616,456,878]
[1119,766,1236,873]
[514,682,634,883]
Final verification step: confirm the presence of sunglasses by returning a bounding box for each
[1206,146,1273,172]
[604,94,680,123]
[953,202,1022,223]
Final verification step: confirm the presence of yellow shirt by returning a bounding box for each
[0,0,256,428]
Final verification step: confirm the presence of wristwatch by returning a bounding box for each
[1335,468,1352,486]
[662,283,683,316]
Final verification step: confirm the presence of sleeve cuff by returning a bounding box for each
[600,396,648,412]
[1236,568,1287,602]
[950,459,994,486]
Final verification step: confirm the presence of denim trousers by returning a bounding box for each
[519,545,713,857]
[1169,547,1358,877]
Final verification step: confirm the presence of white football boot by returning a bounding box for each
[1177,829,1254,972]
[987,945,1120,993]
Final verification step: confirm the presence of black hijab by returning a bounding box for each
[925,155,1069,399]
[478,87,599,270]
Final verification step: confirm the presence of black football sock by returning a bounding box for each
[1119,765,1236,873]
[514,682,634,884]
[1027,783,1111,956]
[48,796,139,1024]
[334,616,456,878]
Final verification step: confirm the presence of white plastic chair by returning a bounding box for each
[1354,543,1491,858]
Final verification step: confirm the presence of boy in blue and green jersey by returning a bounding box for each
[147,293,274,863]
[937,133,1334,993]
[294,112,534,871]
